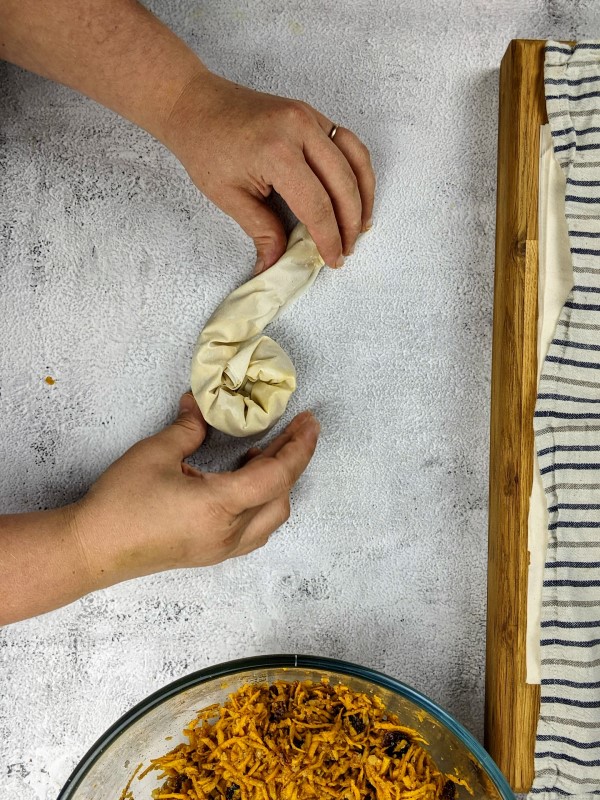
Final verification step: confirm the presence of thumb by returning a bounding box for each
[230,191,288,274]
[153,392,208,461]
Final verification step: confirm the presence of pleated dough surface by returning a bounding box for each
[191,223,324,437]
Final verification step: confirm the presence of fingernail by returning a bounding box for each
[363,218,373,232]
[292,410,312,427]
[299,411,319,429]
[179,392,197,415]
[303,415,320,435]
[334,255,345,268]
[254,258,265,274]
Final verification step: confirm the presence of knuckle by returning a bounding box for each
[344,218,362,240]
[311,197,333,226]
[343,166,360,193]
[276,464,295,494]
[279,496,291,523]
[356,139,372,163]
[254,229,286,252]
[173,415,200,435]
[285,100,312,127]
[206,487,238,525]
[270,136,294,163]
[222,529,241,549]
[347,178,361,201]
[352,219,363,237]
[283,468,297,493]
[342,169,360,207]
[250,535,269,553]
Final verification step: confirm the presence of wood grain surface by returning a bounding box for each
[485,39,548,792]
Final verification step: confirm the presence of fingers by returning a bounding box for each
[242,446,262,465]
[271,103,374,265]
[328,127,375,233]
[303,129,362,257]
[150,392,208,461]
[253,410,313,459]
[292,102,374,236]
[233,495,291,557]
[272,159,343,269]
[223,189,288,274]
[229,412,320,511]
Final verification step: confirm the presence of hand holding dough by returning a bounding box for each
[191,223,324,437]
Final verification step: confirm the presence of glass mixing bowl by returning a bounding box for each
[57,654,514,800]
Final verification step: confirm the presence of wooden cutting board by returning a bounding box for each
[485,38,547,793]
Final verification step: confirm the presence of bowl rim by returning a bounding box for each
[57,653,515,800]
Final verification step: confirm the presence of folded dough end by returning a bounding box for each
[191,223,323,437]
[193,335,297,437]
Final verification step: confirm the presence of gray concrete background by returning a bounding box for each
[1,2,599,797]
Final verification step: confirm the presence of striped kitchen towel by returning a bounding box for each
[531,41,600,800]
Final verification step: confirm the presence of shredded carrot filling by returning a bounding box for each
[142,680,470,800]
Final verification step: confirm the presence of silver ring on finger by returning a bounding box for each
[328,124,339,140]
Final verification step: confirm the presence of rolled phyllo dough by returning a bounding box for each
[191,223,324,437]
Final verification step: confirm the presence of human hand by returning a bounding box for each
[163,71,376,273]
[0,0,374,271]
[73,394,320,590]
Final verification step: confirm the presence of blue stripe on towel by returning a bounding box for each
[547,92,600,102]
[535,751,600,766]
[545,354,600,369]
[551,340,600,351]
[548,521,600,529]
[533,40,600,797]
[542,678,600,688]
[538,734,600,747]
[539,446,600,456]
[542,618,600,626]
[544,580,600,588]
[540,640,600,648]
[546,502,600,510]
[540,464,600,474]
[565,196,600,204]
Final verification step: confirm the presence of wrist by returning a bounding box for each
[68,498,120,592]
[63,501,103,593]
[150,60,214,149]
[0,505,96,624]
[70,493,153,590]
[160,68,227,162]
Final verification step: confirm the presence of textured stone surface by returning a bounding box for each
[1,2,599,797]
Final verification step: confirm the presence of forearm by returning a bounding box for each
[0,505,93,625]
[0,0,207,144]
